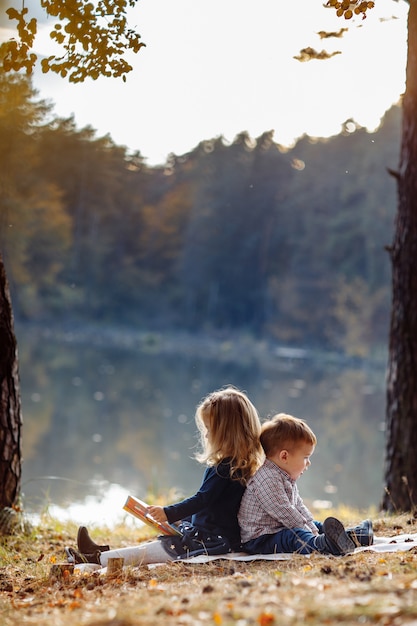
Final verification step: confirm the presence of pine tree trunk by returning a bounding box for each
[382,0,417,512]
[0,253,22,509]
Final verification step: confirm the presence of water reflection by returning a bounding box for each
[28,481,135,528]
[18,326,387,519]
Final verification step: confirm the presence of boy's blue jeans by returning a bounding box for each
[242,521,324,555]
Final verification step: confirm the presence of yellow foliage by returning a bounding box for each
[1,0,145,82]
[326,0,374,20]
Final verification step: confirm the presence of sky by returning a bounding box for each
[2,0,410,165]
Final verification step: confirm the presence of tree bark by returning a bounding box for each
[382,0,417,512]
[0,252,22,509]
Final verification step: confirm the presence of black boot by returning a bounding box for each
[65,546,101,565]
[346,519,373,547]
[77,526,110,553]
[324,517,356,555]
[314,517,356,555]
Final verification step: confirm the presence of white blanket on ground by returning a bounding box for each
[177,532,417,563]
[74,533,417,572]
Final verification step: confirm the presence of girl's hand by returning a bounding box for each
[147,505,168,523]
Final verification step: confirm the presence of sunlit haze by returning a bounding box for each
[2,0,409,164]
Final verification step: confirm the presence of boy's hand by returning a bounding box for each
[147,505,168,523]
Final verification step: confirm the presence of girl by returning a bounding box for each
[66,385,263,566]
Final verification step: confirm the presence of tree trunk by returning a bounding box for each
[382,0,417,512]
[0,252,22,509]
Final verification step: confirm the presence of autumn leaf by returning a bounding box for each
[258,613,275,626]
[69,601,82,610]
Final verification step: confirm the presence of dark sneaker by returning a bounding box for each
[65,546,101,565]
[323,517,356,556]
[346,519,374,547]
[77,526,110,553]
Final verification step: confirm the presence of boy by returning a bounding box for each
[238,413,372,555]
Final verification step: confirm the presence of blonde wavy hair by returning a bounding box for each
[194,386,263,484]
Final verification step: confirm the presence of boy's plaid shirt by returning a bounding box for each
[238,458,318,543]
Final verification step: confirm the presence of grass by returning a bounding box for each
[1,508,417,625]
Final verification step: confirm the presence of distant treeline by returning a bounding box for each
[0,75,400,355]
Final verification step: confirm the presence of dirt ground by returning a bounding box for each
[1,513,417,625]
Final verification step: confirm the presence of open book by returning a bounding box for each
[123,495,182,536]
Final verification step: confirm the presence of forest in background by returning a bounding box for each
[0,74,401,358]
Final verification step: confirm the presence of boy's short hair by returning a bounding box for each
[260,413,317,457]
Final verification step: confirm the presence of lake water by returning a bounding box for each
[17,325,387,525]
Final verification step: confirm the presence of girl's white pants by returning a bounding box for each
[99,539,173,567]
